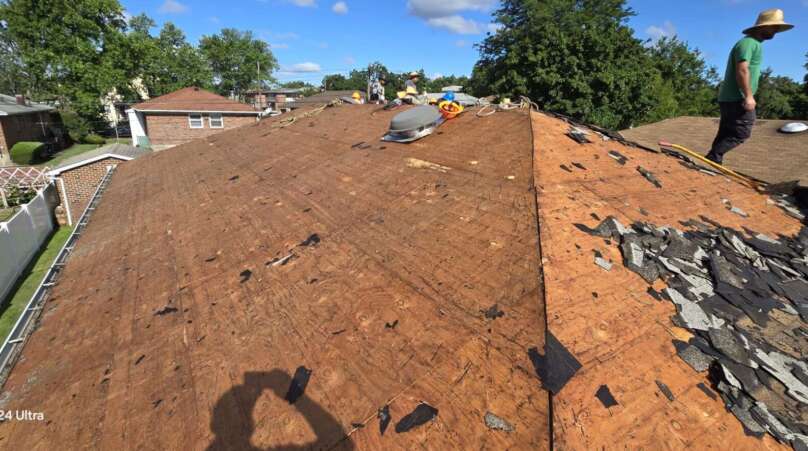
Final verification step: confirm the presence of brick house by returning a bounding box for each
[127,87,260,150]
[0,94,67,165]
[49,143,149,225]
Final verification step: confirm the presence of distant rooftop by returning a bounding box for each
[0,94,54,116]
[621,116,808,186]
[130,87,258,113]
[49,143,150,174]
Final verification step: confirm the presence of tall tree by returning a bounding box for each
[472,0,688,129]
[199,29,277,96]
[0,0,127,120]
[756,69,805,120]
[141,22,212,97]
[646,36,719,120]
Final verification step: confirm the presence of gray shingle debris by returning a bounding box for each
[673,341,713,372]
[636,166,662,188]
[484,412,515,432]
[582,216,808,448]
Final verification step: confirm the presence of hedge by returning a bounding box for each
[81,133,105,145]
[9,141,45,165]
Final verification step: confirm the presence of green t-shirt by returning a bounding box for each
[718,37,763,102]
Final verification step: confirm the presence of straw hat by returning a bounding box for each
[743,9,794,34]
[408,71,420,79]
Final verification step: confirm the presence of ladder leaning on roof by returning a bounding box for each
[0,166,117,388]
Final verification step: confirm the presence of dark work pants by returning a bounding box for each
[706,101,756,164]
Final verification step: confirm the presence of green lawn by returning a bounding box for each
[0,226,73,342]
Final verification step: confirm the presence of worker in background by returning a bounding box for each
[706,9,793,165]
[405,72,420,96]
[370,76,386,104]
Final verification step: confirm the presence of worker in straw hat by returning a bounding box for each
[706,9,794,164]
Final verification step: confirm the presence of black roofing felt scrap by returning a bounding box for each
[655,380,675,402]
[481,304,505,320]
[284,366,312,404]
[378,405,391,436]
[585,215,808,448]
[595,385,619,408]
[239,269,252,283]
[395,403,438,433]
[528,332,582,395]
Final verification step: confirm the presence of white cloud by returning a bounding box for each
[284,62,322,73]
[407,0,495,19]
[408,0,496,35]
[158,0,188,14]
[646,20,676,43]
[332,1,348,14]
[289,0,316,6]
[426,15,481,34]
[487,23,503,33]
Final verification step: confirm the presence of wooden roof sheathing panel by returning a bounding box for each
[531,111,799,450]
[0,106,550,449]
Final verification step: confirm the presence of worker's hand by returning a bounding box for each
[742,96,756,112]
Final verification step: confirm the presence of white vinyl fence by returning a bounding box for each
[0,183,58,302]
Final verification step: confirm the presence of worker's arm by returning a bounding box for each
[736,60,756,112]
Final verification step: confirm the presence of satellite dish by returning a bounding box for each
[779,122,808,134]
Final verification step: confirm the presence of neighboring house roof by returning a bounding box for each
[620,116,808,186]
[49,143,150,175]
[130,87,258,113]
[1,105,805,450]
[0,94,55,116]
[246,88,304,95]
[293,90,365,105]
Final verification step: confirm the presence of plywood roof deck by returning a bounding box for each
[0,106,550,449]
[532,111,800,450]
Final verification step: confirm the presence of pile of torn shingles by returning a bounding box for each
[583,215,808,450]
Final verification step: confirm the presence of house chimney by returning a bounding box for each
[15,95,25,105]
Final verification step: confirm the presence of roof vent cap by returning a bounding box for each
[779,122,808,134]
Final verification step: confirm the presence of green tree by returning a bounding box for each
[471,0,693,129]
[646,36,719,120]
[199,29,277,96]
[0,0,128,121]
[756,69,805,119]
[139,22,212,97]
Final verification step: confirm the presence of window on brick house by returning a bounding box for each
[209,113,224,129]
[189,113,204,129]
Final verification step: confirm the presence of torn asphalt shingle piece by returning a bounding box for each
[594,255,613,271]
[595,385,619,408]
[750,403,795,443]
[395,403,438,433]
[567,128,591,144]
[697,382,718,401]
[708,328,752,367]
[571,162,587,170]
[528,332,582,395]
[284,366,312,404]
[664,288,722,331]
[560,164,573,173]
[607,150,628,165]
[299,233,321,247]
[636,166,662,188]
[620,236,660,283]
[655,380,675,402]
[239,269,252,283]
[484,412,515,432]
[673,340,713,372]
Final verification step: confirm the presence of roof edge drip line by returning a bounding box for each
[0,166,118,389]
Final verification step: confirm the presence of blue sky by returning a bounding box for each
[120,0,808,83]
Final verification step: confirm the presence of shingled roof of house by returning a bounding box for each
[0,104,804,450]
[131,86,258,113]
[620,116,808,187]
